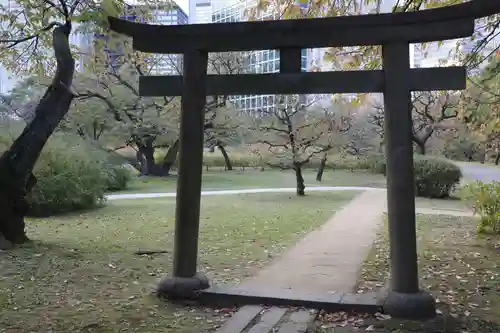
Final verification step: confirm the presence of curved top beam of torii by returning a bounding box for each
[108,0,500,53]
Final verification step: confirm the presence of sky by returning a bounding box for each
[176,0,189,13]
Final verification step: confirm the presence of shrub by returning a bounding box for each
[363,154,386,174]
[376,156,461,198]
[413,156,462,198]
[461,181,500,234]
[155,146,389,173]
[0,123,125,215]
[27,142,107,217]
[104,165,132,192]
[6,133,133,217]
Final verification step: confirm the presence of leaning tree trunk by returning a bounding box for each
[0,25,75,248]
[218,143,232,171]
[294,163,305,196]
[161,138,179,175]
[316,155,327,182]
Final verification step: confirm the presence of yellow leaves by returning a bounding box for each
[282,4,303,19]
[256,0,270,12]
[101,0,122,18]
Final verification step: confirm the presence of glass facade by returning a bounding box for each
[149,5,188,75]
[104,3,188,75]
[212,2,310,116]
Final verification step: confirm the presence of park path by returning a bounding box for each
[236,189,387,293]
[212,189,388,333]
[191,188,474,333]
[106,186,378,200]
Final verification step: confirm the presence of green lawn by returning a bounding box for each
[415,196,469,211]
[0,191,358,333]
[313,214,500,333]
[118,169,387,194]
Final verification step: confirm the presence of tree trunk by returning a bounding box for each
[294,163,305,196]
[316,155,327,182]
[378,141,384,154]
[416,141,426,155]
[218,143,232,171]
[137,140,167,176]
[0,25,75,247]
[495,153,500,166]
[413,128,433,155]
[161,138,179,174]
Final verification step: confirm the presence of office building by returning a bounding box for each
[211,0,312,116]
[189,0,213,24]
[189,0,241,24]
[129,3,188,74]
[97,3,187,74]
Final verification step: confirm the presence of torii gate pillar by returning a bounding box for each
[381,42,435,318]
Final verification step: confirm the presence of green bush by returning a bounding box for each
[461,181,500,234]
[376,156,461,198]
[413,156,462,198]
[104,165,132,192]
[0,128,131,217]
[27,141,107,217]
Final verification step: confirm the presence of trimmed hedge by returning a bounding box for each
[413,156,462,198]
[155,148,384,171]
[374,155,462,198]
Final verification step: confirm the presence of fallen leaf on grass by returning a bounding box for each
[374,313,391,320]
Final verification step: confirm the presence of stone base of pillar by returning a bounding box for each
[379,288,436,319]
[157,273,210,299]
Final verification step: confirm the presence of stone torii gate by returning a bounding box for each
[109,0,500,319]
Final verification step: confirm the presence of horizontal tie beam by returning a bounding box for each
[130,19,473,54]
[139,67,466,97]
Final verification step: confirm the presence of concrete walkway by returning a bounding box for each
[106,186,379,200]
[210,188,476,333]
[237,189,388,294]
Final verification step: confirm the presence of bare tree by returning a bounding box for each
[411,91,458,155]
[370,91,459,155]
[255,96,349,195]
[369,103,385,153]
[203,52,250,170]
[315,105,352,181]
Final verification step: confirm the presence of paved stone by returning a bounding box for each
[216,305,263,333]
[247,307,287,333]
[237,189,387,294]
[276,309,316,333]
